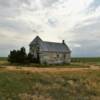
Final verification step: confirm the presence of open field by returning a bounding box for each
[0,57,100,100]
[0,68,100,100]
[72,57,100,62]
[72,57,100,66]
[0,57,7,61]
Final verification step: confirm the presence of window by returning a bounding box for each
[57,54,59,58]
[63,54,66,59]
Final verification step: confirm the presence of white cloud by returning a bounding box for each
[0,0,100,56]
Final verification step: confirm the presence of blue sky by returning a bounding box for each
[0,0,100,57]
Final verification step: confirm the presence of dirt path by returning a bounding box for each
[2,65,100,73]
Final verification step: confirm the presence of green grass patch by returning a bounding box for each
[0,57,7,61]
[72,57,100,63]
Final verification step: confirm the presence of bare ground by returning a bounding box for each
[1,65,100,73]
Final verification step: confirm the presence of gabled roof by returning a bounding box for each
[30,36,42,46]
[30,36,71,53]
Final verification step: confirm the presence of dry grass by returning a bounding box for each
[19,93,53,100]
[0,58,100,100]
[0,68,100,100]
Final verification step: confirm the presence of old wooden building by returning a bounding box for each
[29,36,71,64]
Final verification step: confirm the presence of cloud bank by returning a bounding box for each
[0,0,100,57]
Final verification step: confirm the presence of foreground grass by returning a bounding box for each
[0,69,100,100]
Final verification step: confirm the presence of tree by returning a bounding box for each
[8,47,40,64]
[8,50,17,63]
[8,47,27,64]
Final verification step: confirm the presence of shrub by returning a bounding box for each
[8,47,40,64]
[8,47,27,64]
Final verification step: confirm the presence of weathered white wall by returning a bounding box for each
[30,45,71,64]
[39,52,71,64]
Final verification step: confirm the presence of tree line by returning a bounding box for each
[8,47,39,64]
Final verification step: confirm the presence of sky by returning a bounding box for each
[0,0,100,57]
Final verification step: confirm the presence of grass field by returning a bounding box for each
[0,57,7,61]
[0,69,100,100]
[71,57,100,62]
[71,57,100,66]
[0,57,100,100]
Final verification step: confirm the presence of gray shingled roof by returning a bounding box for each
[30,36,70,53]
[40,41,70,53]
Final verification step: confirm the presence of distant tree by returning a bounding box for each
[8,50,17,63]
[8,47,27,64]
[18,47,27,63]
[8,47,40,64]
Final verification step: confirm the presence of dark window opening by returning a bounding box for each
[64,54,66,59]
[57,54,59,58]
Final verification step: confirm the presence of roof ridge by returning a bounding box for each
[43,41,62,44]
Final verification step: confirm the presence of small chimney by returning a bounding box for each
[62,40,65,44]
